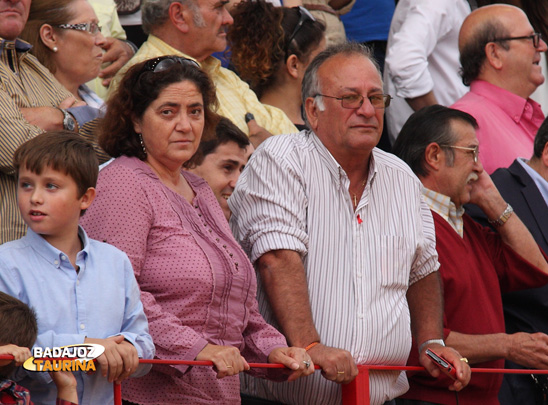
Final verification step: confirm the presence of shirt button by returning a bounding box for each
[76,280,80,286]
[54,260,59,265]
[80,324,85,330]
[356,272,362,278]
[61,255,67,261]
[357,313,364,319]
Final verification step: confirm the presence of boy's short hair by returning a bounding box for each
[184,117,250,169]
[13,131,99,198]
[0,292,37,377]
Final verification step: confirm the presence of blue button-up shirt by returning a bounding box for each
[0,227,154,405]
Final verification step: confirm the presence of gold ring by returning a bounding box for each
[460,357,468,363]
[337,371,345,374]
[226,365,233,368]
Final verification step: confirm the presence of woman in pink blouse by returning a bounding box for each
[80,56,314,405]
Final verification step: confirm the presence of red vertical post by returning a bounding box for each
[341,365,369,405]
[114,382,122,405]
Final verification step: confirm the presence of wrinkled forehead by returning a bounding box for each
[317,53,383,93]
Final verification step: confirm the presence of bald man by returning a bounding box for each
[452,4,547,174]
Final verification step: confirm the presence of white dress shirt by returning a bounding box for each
[230,130,440,405]
[384,0,470,142]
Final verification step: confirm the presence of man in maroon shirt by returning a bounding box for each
[392,104,548,405]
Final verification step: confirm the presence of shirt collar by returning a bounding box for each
[470,80,543,124]
[0,38,32,53]
[422,187,465,237]
[147,34,222,72]
[309,130,378,191]
[517,157,548,207]
[24,226,90,268]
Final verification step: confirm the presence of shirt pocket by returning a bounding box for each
[378,235,413,289]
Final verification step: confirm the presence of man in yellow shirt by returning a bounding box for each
[109,0,298,147]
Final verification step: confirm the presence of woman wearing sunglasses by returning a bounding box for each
[21,0,106,110]
[80,56,314,404]
[229,0,325,131]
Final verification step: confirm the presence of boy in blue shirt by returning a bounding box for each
[0,131,155,404]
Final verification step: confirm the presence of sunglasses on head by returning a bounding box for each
[143,56,200,74]
[286,6,316,46]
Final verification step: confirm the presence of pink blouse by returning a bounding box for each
[80,156,287,405]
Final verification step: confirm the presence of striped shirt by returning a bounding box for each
[0,38,107,244]
[230,131,440,405]
[108,35,298,136]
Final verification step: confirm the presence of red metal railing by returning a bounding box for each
[4,355,548,405]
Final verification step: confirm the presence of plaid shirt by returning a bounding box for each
[0,378,31,405]
[0,377,77,405]
[422,187,465,237]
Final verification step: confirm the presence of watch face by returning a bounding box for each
[65,116,75,131]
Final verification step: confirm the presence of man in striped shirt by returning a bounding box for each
[0,0,108,243]
[230,43,470,405]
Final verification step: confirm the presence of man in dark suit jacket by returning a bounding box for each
[469,117,548,405]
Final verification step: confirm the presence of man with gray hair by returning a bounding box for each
[392,104,548,404]
[230,43,470,405]
[109,0,297,146]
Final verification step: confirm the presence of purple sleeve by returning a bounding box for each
[81,160,209,374]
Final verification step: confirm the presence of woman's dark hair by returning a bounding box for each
[228,0,325,98]
[100,56,219,159]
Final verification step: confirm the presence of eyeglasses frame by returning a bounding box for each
[493,32,542,48]
[440,145,479,163]
[314,93,392,109]
[55,22,102,35]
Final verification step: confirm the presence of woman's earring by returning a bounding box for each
[52,46,58,52]
[138,133,147,156]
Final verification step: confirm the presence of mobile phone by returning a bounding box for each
[425,348,457,380]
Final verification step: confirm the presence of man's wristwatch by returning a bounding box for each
[488,203,513,227]
[57,108,76,131]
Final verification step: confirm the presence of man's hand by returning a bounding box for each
[84,335,139,383]
[98,38,134,87]
[506,332,548,369]
[0,344,31,366]
[267,346,315,382]
[419,345,471,392]
[246,116,273,148]
[20,96,84,131]
[307,343,358,384]
[468,170,506,219]
[195,343,250,379]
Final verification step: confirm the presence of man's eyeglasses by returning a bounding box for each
[441,145,479,163]
[55,22,102,35]
[287,6,316,46]
[315,93,392,109]
[143,56,200,73]
[493,32,542,48]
